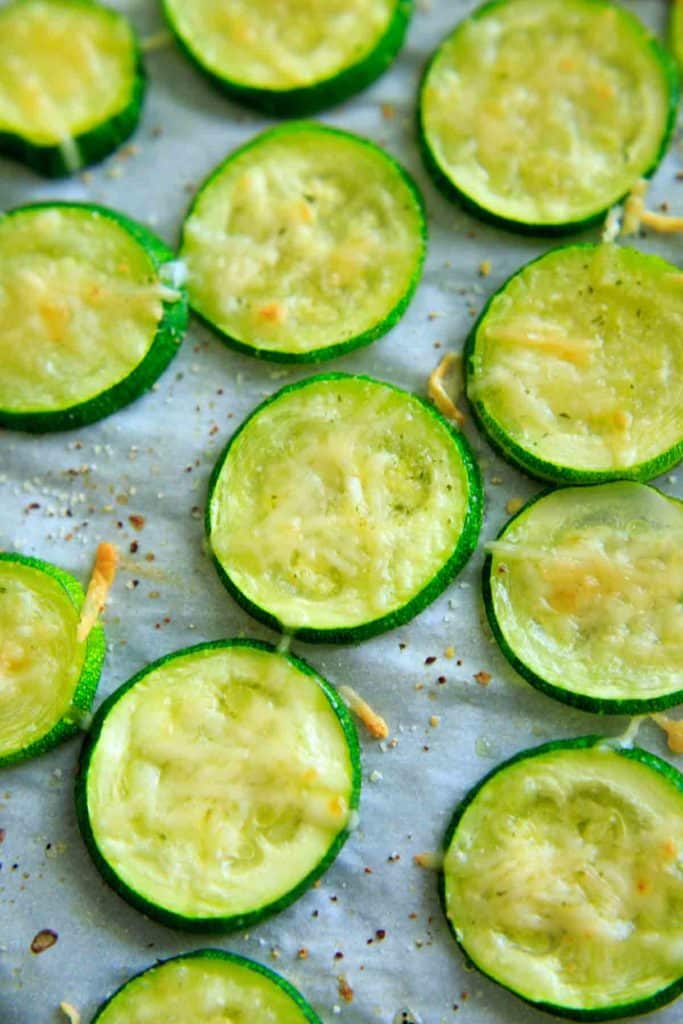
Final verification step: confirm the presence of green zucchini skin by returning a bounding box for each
[418,0,679,235]
[205,373,483,644]
[0,552,105,769]
[162,0,412,116]
[75,639,361,932]
[0,202,188,434]
[440,737,683,1021]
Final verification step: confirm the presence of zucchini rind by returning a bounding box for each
[419,0,678,233]
[0,203,188,433]
[92,950,323,1024]
[181,123,426,363]
[0,0,145,177]
[162,0,411,116]
[466,244,683,483]
[76,641,360,931]
[207,374,483,643]
[484,483,683,715]
[0,553,105,768]
[442,737,683,1021]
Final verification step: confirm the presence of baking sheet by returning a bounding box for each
[1,1,681,1021]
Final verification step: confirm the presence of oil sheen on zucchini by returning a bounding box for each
[419,0,678,233]
[0,203,188,433]
[92,950,323,1024]
[466,244,683,483]
[0,0,145,177]
[0,552,105,768]
[207,374,483,643]
[484,483,683,714]
[442,738,683,1020]
[163,0,411,115]
[181,123,426,362]
[76,641,360,931]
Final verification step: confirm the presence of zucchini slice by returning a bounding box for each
[0,203,188,433]
[162,0,411,116]
[442,737,683,1021]
[180,123,426,363]
[206,374,483,643]
[484,482,683,715]
[0,552,105,768]
[419,0,678,233]
[466,243,683,483]
[92,950,323,1024]
[0,0,145,177]
[76,640,360,931]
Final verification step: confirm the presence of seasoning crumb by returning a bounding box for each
[478,259,492,277]
[334,951,344,960]
[429,715,441,728]
[381,103,396,119]
[413,851,443,870]
[0,828,5,843]
[424,655,437,665]
[376,929,386,941]
[474,671,492,687]
[270,947,281,960]
[338,976,354,1003]
[297,948,309,960]
[505,497,524,515]
[444,646,455,659]
[31,929,58,954]
[59,1003,80,1024]
[128,514,145,531]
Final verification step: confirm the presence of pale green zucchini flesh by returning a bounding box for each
[181,123,426,362]
[419,0,678,232]
[485,483,683,714]
[76,641,360,931]
[442,739,683,1020]
[673,1,683,73]
[0,552,104,767]
[207,374,483,642]
[466,244,683,482]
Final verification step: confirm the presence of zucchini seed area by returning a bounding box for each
[468,245,683,475]
[444,747,683,1010]
[86,647,355,920]
[182,127,423,356]
[164,0,395,90]
[0,560,85,760]
[0,207,165,415]
[209,378,470,631]
[0,0,137,148]
[488,484,683,704]
[421,0,673,227]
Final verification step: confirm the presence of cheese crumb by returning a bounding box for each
[651,714,683,754]
[59,1004,80,1024]
[413,851,443,870]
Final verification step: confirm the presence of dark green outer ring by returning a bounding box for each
[0,202,188,434]
[162,0,412,116]
[181,121,427,364]
[75,638,361,933]
[417,0,680,236]
[439,735,683,1021]
[205,372,484,644]
[482,482,683,715]
[0,551,105,769]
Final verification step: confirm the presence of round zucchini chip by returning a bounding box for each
[442,737,683,1020]
[76,640,360,931]
[484,482,683,715]
[466,244,683,483]
[0,552,105,768]
[92,949,323,1024]
[0,0,145,177]
[180,123,426,363]
[206,374,483,643]
[162,0,411,116]
[419,0,678,233]
[0,203,188,433]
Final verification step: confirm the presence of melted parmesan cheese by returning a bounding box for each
[444,747,683,1009]
[209,378,470,631]
[86,646,355,919]
[421,0,672,226]
[468,244,683,472]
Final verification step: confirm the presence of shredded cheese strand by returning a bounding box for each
[76,542,118,643]
[427,352,465,426]
[339,685,388,739]
[651,713,683,755]
[622,178,683,236]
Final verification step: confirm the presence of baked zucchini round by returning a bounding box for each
[0,552,105,768]
[0,203,188,433]
[180,123,426,363]
[465,243,683,483]
[484,482,683,715]
[419,0,678,233]
[0,0,145,177]
[162,0,411,115]
[442,737,683,1020]
[206,374,483,643]
[76,640,360,932]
